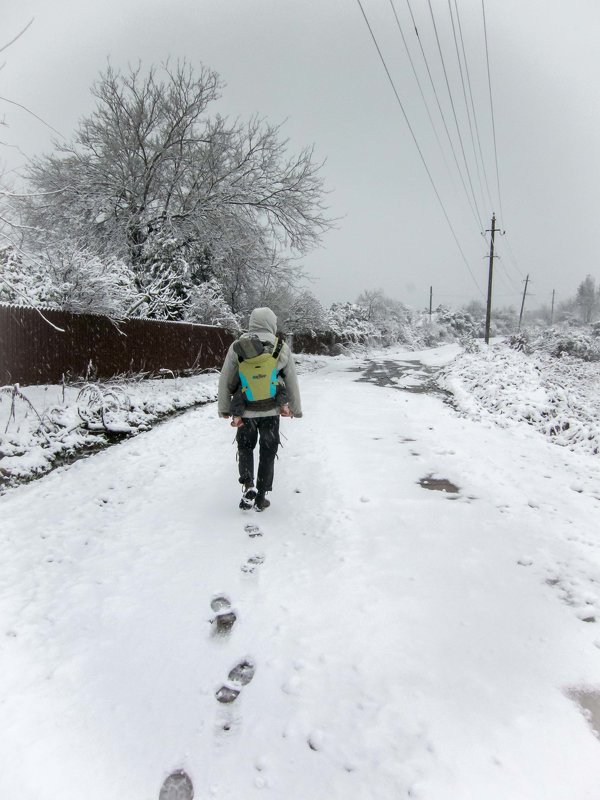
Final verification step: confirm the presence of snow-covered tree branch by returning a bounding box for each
[19,60,333,320]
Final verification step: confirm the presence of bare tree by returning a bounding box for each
[357,289,386,322]
[21,60,333,318]
[575,275,599,324]
[284,290,328,334]
[1,19,36,234]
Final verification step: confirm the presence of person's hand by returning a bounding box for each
[219,413,231,419]
[280,404,293,417]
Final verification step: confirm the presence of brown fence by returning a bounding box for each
[0,304,236,385]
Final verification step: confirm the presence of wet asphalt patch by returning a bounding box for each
[354,358,460,496]
[352,359,452,400]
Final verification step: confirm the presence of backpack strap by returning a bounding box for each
[271,337,284,359]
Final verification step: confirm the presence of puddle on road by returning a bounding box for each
[418,475,460,494]
[567,689,600,739]
[351,359,452,400]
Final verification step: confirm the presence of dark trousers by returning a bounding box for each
[236,416,280,493]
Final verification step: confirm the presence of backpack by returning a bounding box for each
[233,334,284,410]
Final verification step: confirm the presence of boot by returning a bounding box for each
[239,482,257,510]
[254,492,270,512]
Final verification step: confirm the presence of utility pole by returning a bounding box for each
[518,274,530,331]
[550,289,555,326]
[484,213,497,344]
[429,286,433,320]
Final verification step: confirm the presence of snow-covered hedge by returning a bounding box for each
[325,302,466,351]
[439,343,600,454]
[526,327,600,362]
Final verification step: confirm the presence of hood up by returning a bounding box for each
[248,307,278,338]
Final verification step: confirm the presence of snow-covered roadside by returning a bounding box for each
[3,340,598,492]
[439,342,600,454]
[2,344,600,800]
[0,354,332,490]
[0,373,220,487]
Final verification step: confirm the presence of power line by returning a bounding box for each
[482,0,504,226]
[354,0,482,293]
[496,256,521,294]
[387,0,450,176]
[426,0,484,229]
[0,95,65,139]
[453,0,495,214]
[446,0,487,216]
[0,18,35,55]
[498,233,525,280]
[403,0,482,233]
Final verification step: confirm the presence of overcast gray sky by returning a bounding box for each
[2,0,599,311]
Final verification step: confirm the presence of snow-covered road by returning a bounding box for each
[2,346,600,800]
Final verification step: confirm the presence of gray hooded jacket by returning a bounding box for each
[217,307,303,419]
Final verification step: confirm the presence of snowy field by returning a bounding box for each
[2,343,600,799]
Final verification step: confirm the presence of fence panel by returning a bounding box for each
[0,305,235,385]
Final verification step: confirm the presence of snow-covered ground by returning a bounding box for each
[0,373,219,485]
[2,343,600,799]
[440,344,600,454]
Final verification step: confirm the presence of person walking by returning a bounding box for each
[218,307,302,511]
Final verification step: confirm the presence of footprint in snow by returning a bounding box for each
[244,523,263,538]
[241,555,265,574]
[159,770,194,800]
[210,595,237,635]
[544,574,599,623]
[216,659,256,704]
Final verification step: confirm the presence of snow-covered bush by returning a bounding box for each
[414,305,481,348]
[528,327,600,362]
[327,302,379,343]
[415,305,480,348]
[354,289,424,347]
[184,279,241,330]
[439,342,600,454]
[44,245,135,316]
[0,245,57,306]
[508,331,531,354]
[435,305,480,338]
[326,292,433,350]
[0,243,135,316]
[284,290,329,335]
